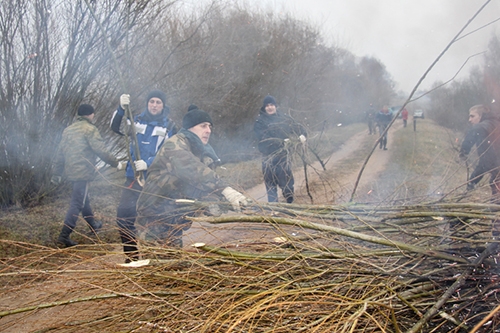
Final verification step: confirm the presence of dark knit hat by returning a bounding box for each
[77,104,95,116]
[182,109,213,129]
[146,90,167,105]
[262,95,277,108]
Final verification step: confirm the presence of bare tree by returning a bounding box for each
[0,0,398,206]
[0,0,173,206]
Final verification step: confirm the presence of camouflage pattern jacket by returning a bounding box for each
[137,129,228,215]
[54,116,118,181]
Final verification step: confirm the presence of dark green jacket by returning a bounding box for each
[54,116,118,181]
[137,129,227,216]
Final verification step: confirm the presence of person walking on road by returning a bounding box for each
[365,104,376,135]
[136,108,249,248]
[401,107,409,128]
[52,104,120,247]
[376,105,392,150]
[254,95,307,203]
[110,90,178,262]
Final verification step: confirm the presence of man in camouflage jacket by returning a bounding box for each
[52,104,119,247]
[136,108,249,248]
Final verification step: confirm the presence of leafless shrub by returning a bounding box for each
[0,0,397,206]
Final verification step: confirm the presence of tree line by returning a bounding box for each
[0,0,396,206]
[427,33,500,131]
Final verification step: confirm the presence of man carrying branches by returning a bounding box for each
[254,95,307,203]
[460,104,500,198]
[110,90,178,262]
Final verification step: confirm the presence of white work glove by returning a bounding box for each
[134,159,147,172]
[222,187,249,212]
[120,94,130,109]
[117,161,127,171]
[299,134,306,144]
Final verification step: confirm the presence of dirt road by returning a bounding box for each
[183,122,403,247]
[0,122,414,333]
[246,122,403,204]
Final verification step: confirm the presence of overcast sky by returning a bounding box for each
[250,0,500,94]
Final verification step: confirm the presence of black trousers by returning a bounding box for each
[378,124,388,148]
[262,154,294,203]
[64,181,95,232]
[368,120,375,134]
[116,178,142,257]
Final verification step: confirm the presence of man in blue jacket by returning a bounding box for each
[110,90,177,262]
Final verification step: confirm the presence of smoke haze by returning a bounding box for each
[252,0,500,93]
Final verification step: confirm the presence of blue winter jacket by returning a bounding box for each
[111,106,178,179]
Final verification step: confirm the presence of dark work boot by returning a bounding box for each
[57,225,77,247]
[124,244,140,263]
[87,220,102,234]
[124,250,141,263]
[168,237,183,248]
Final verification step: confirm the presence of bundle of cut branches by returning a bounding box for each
[1,201,500,333]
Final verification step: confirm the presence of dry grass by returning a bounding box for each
[2,120,500,332]
[1,201,500,332]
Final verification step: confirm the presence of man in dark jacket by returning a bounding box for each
[136,109,248,248]
[53,104,119,247]
[376,105,392,150]
[460,104,500,196]
[254,95,307,203]
[110,90,177,262]
[365,104,376,135]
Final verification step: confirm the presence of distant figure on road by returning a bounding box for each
[365,104,376,135]
[254,95,307,203]
[401,107,409,128]
[376,105,392,150]
[459,104,500,198]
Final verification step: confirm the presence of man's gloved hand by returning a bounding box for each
[117,161,127,171]
[222,187,249,212]
[120,94,130,109]
[299,134,307,144]
[134,159,147,171]
[50,175,62,185]
[283,138,292,150]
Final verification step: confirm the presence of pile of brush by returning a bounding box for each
[1,201,500,332]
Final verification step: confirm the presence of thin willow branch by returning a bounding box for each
[350,0,492,202]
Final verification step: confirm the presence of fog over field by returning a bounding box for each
[247,0,500,93]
